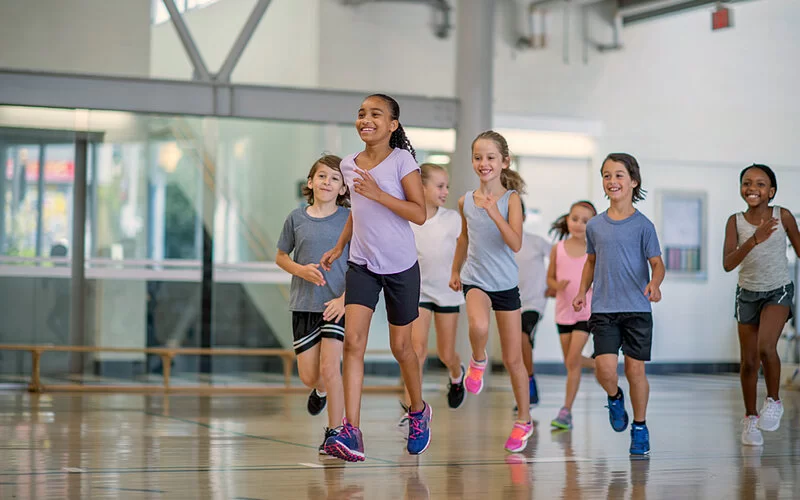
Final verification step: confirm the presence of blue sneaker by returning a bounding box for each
[606,388,629,432]
[629,423,650,455]
[324,419,365,462]
[407,401,432,455]
[529,375,539,406]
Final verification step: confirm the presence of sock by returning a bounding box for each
[610,387,623,400]
[633,420,646,427]
[515,420,532,426]
[450,367,464,384]
[316,389,327,398]
[410,402,427,415]
[472,353,488,365]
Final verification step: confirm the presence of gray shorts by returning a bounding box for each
[735,282,794,325]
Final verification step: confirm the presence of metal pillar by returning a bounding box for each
[450,0,496,377]
[199,120,218,375]
[0,143,7,253]
[162,0,212,81]
[216,0,273,82]
[69,135,88,374]
[35,144,45,257]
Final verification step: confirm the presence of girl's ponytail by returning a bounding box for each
[549,214,570,241]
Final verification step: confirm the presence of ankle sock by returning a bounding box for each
[316,389,327,398]
[610,387,623,400]
[633,420,646,426]
[472,355,487,366]
[450,367,464,384]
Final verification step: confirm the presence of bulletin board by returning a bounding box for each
[658,191,707,280]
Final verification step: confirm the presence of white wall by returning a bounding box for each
[0,0,151,77]
[150,0,320,86]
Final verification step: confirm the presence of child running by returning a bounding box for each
[572,153,664,456]
[547,201,597,430]
[514,199,551,412]
[320,94,431,462]
[402,163,466,415]
[275,154,350,454]
[723,163,800,446]
[449,130,534,453]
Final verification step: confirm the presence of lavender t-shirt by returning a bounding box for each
[340,148,420,274]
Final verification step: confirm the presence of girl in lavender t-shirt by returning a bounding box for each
[320,94,431,462]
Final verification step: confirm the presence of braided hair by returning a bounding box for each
[368,93,417,160]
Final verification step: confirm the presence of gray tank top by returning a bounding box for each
[735,206,791,291]
[460,190,519,292]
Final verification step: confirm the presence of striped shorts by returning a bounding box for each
[291,311,345,355]
[734,282,794,325]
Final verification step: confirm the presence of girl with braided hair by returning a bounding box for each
[320,94,431,461]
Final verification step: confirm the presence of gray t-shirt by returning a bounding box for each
[277,206,350,312]
[586,210,661,313]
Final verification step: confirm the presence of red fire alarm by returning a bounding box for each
[712,4,733,31]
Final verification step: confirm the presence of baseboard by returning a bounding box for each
[488,361,740,375]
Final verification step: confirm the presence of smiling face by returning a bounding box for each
[601,159,637,203]
[740,167,775,208]
[356,96,397,147]
[423,168,449,208]
[472,138,509,183]
[307,164,346,205]
[567,204,595,238]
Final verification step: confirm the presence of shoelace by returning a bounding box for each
[763,401,781,418]
[509,423,529,441]
[743,417,759,433]
[335,423,354,440]
[558,408,570,420]
[408,413,427,440]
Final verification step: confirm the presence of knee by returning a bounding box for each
[411,340,428,363]
[595,364,616,383]
[468,319,490,337]
[343,335,367,357]
[565,353,582,373]
[502,351,522,370]
[759,343,778,361]
[624,362,645,381]
[740,355,759,375]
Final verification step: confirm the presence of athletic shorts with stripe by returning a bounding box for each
[292,311,345,355]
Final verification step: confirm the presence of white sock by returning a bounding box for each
[450,366,464,384]
[316,389,327,398]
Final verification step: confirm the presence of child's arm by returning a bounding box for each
[781,208,800,259]
[644,256,665,302]
[572,254,595,312]
[722,214,777,272]
[276,250,326,286]
[475,191,523,252]
[546,244,569,291]
[320,213,353,271]
[353,168,426,225]
[449,196,469,291]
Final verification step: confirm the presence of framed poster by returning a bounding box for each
[658,191,707,280]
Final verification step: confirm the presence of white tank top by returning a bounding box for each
[411,207,465,307]
[735,206,791,292]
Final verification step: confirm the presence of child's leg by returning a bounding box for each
[297,343,323,391]
[624,356,649,422]
[758,304,790,401]
[390,322,424,413]
[521,335,533,378]
[564,330,591,411]
[465,290,491,362]
[737,322,760,416]
[404,308,433,406]
[342,304,374,427]
[319,337,344,430]
[434,311,462,379]
[496,309,530,422]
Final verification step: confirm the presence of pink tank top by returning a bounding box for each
[554,240,592,324]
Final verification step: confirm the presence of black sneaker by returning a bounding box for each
[319,427,338,455]
[447,364,466,409]
[307,389,327,416]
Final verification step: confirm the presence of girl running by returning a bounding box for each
[320,94,431,461]
[403,163,466,415]
[275,155,349,454]
[723,163,800,446]
[547,201,597,430]
[449,130,533,453]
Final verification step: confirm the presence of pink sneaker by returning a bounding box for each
[464,357,486,394]
[504,421,533,453]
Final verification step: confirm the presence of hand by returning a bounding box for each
[353,168,384,202]
[644,282,662,303]
[323,295,346,323]
[473,192,500,219]
[320,246,343,271]
[555,279,570,291]
[449,271,462,292]
[545,287,557,298]
[753,217,779,245]
[572,293,586,312]
[298,263,326,286]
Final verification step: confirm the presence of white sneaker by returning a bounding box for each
[741,416,763,446]
[757,398,784,431]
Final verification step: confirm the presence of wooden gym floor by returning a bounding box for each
[1,374,798,499]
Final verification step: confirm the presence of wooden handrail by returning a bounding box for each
[0,344,402,394]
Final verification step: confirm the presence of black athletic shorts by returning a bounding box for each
[589,312,653,362]
[735,282,794,325]
[345,261,420,326]
[419,302,460,314]
[522,310,541,347]
[557,321,590,335]
[462,284,521,312]
[292,311,345,355]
